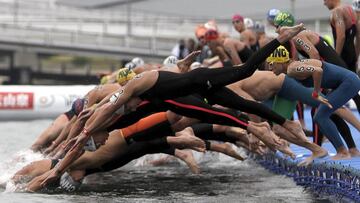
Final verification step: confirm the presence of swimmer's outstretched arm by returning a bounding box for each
[38,139,85,188]
[40,85,138,186]
[43,116,77,155]
[49,119,84,158]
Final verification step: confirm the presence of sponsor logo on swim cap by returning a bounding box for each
[116,68,136,84]
[266,46,290,63]
[163,56,178,66]
[274,11,295,27]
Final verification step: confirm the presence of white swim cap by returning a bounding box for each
[353,0,360,11]
[163,56,178,66]
[125,62,136,70]
[244,18,254,29]
[131,57,144,67]
[253,21,265,33]
[190,62,202,70]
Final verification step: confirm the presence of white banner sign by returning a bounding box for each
[0,85,95,120]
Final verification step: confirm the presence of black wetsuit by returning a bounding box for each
[223,45,253,65]
[108,39,286,132]
[237,47,254,62]
[135,39,287,129]
[250,41,260,52]
[331,9,360,116]
[298,36,348,67]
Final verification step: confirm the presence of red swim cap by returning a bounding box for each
[232,14,244,22]
[204,29,219,42]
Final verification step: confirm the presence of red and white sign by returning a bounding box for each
[0,85,94,120]
[0,92,34,109]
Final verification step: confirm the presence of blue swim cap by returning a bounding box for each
[267,9,280,23]
[71,98,85,116]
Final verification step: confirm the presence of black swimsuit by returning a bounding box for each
[331,6,357,72]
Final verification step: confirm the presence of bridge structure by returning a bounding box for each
[0,0,221,84]
[0,0,338,84]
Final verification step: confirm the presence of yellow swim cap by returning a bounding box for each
[322,34,334,47]
[116,68,136,84]
[100,75,110,85]
[266,45,290,63]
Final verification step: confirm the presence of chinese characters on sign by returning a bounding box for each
[0,92,34,109]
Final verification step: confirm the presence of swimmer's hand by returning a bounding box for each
[312,91,333,108]
[78,107,95,121]
[40,168,60,187]
[26,169,54,192]
[177,50,201,73]
[43,141,59,155]
[63,138,78,152]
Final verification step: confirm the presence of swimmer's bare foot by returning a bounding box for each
[177,50,201,73]
[273,123,328,165]
[247,121,281,151]
[175,149,200,174]
[235,140,249,150]
[331,147,351,160]
[248,133,261,151]
[225,127,249,144]
[298,147,329,167]
[170,127,205,152]
[277,139,296,159]
[298,145,328,166]
[310,146,328,159]
[282,120,308,142]
[256,142,268,155]
[277,23,305,43]
[349,148,360,157]
[298,156,313,167]
[273,124,307,146]
[210,142,245,161]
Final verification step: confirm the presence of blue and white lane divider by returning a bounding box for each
[253,152,360,201]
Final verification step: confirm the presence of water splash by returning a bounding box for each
[0,149,43,192]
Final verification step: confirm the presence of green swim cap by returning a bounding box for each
[322,34,334,47]
[274,11,295,27]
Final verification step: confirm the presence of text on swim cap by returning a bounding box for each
[270,48,288,57]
